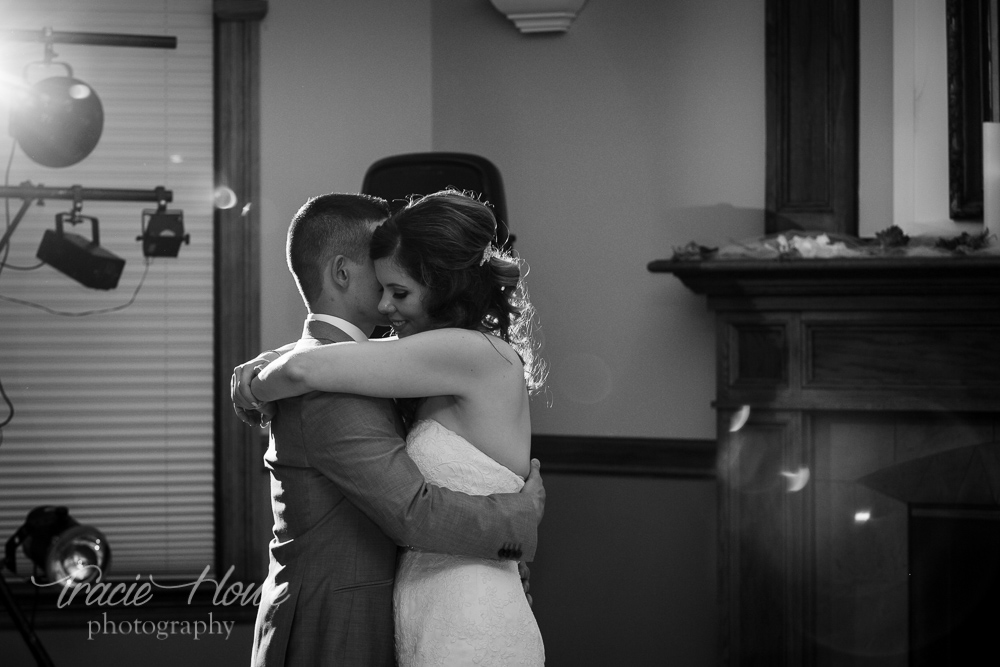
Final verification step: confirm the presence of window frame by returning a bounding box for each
[1,0,270,629]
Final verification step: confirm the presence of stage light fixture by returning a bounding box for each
[138,207,189,257]
[10,73,104,168]
[3,506,110,587]
[36,209,126,290]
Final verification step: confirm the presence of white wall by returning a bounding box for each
[859,0,895,233]
[432,0,765,438]
[259,0,434,350]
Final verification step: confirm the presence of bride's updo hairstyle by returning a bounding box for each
[370,189,546,393]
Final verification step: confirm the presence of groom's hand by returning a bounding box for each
[521,458,545,523]
[518,561,533,607]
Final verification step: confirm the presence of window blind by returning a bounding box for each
[0,0,215,578]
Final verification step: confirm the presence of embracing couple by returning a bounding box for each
[231,191,547,665]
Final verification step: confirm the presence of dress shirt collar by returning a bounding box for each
[305,313,369,343]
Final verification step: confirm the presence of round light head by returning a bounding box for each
[45,524,111,586]
[15,506,110,587]
[10,76,104,168]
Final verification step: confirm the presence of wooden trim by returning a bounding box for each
[214,4,270,586]
[765,0,859,235]
[946,0,999,221]
[531,434,717,478]
[214,0,268,22]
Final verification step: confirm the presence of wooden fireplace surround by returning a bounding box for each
[649,255,1000,665]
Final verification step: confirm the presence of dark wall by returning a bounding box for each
[0,623,254,666]
[530,473,717,666]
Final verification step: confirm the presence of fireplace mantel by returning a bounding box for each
[650,254,1000,665]
[648,255,1000,302]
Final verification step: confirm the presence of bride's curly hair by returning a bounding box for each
[370,189,547,394]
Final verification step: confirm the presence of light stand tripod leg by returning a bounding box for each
[0,566,55,667]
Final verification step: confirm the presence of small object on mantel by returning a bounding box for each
[670,241,717,261]
[874,224,910,250]
[934,230,993,253]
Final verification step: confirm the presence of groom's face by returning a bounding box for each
[345,256,389,335]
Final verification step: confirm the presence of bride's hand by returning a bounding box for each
[231,350,281,426]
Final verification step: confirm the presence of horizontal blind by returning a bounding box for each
[0,0,215,578]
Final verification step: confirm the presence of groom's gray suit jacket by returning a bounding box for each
[251,319,537,666]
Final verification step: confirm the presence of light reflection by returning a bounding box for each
[729,405,751,432]
[780,467,810,492]
[68,83,91,99]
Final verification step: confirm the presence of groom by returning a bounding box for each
[237,193,544,666]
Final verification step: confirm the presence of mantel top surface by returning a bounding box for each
[647,255,1000,300]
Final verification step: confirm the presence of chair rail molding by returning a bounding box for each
[489,0,587,33]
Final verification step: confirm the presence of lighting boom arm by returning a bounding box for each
[3,28,177,50]
[0,183,173,255]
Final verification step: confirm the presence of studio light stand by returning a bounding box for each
[0,564,55,667]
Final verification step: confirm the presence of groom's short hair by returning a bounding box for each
[287,193,391,306]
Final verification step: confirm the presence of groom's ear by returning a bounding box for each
[326,254,351,290]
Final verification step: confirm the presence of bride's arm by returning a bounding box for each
[231,342,298,422]
[250,328,508,403]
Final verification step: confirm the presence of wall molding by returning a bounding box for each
[489,0,588,33]
[214,0,271,588]
[531,434,718,478]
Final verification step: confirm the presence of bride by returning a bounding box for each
[237,190,546,666]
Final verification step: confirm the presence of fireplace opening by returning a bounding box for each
[909,506,1000,666]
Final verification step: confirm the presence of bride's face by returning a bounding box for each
[374,257,435,337]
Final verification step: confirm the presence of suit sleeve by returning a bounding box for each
[297,391,538,561]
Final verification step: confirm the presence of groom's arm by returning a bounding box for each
[300,391,540,561]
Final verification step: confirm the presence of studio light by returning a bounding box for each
[138,207,189,257]
[3,506,110,587]
[9,74,104,168]
[1,507,109,665]
[36,209,126,290]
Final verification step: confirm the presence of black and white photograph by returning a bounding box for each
[1,1,998,665]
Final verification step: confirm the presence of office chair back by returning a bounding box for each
[360,152,512,248]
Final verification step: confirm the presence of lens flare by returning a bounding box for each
[780,467,811,492]
[213,186,237,209]
[729,405,751,432]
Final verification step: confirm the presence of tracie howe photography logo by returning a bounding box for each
[32,564,278,641]
[87,613,234,641]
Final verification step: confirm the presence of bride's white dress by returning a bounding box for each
[394,419,545,666]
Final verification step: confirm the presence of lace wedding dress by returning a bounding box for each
[394,419,545,666]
